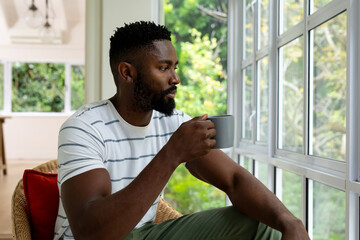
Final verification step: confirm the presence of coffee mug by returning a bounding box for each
[207,115,234,149]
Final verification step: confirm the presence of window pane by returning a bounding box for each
[310,0,332,14]
[255,161,267,186]
[258,0,269,49]
[244,0,254,58]
[164,0,228,214]
[71,65,85,111]
[277,169,302,219]
[242,66,253,140]
[278,37,304,153]
[12,62,65,112]
[0,63,3,110]
[311,13,347,161]
[312,181,346,239]
[257,57,269,143]
[280,0,304,34]
[241,156,253,173]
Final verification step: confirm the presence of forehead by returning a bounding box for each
[143,40,178,63]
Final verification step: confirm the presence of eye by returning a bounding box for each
[160,66,169,71]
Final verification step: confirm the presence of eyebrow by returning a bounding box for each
[158,60,179,65]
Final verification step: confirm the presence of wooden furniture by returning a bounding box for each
[11,159,182,239]
[0,116,10,175]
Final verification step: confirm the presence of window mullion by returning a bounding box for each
[4,61,12,113]
[251,0,258,144]
[303,0,310,157]
[268,0,277,157]
[64,63,71,113]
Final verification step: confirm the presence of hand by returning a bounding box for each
[165,114,216,165]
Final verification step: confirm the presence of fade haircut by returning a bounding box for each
[109,21,172,81]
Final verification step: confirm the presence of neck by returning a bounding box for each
[110,94,153,127]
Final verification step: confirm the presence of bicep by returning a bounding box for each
[61,168,112,224]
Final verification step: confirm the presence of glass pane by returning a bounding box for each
[278,37,304,153]
[164,0,228,214]
[0,63,3,110]
[312,181,346,240]
[255,161,267,186]
[280,0,304,34]
[244,0,254,58]
[242,66,253,140]
[311,0,332,14]
[164,0,227,118]
[241,156,253,173]
[12,62,65,112]
[258,0,269,49]
[311,13,347,161]
[71,65,85,111]
[257,57,269,143]
[277,169,302,219]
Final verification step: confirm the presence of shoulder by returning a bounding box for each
[62,100,114,128]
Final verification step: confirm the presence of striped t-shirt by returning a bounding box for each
[54,100,191,240]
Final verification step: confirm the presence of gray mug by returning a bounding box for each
[207,115,234,149]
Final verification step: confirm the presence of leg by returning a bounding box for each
[125,206,281,240]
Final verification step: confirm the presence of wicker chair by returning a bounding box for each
[11,159,182,239]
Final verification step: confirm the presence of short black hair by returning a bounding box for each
[109,21,172,80]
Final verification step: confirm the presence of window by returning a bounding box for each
[309,13,347,161]
[0,61,85,114]
[278,36,304,153]
[233,0,359,238]
[164,0,228,214]
[276,169,302,219]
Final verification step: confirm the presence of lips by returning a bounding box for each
[164,86,177,99]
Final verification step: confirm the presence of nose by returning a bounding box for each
[170,69,180,85]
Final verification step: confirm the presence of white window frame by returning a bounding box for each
[0,60,84,116]
[228,0,360,239]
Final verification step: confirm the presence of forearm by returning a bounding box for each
[67,147,178,240]
[227,168,299,233]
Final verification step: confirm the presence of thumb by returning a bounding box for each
[192,114,208,121]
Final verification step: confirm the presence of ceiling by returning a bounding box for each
[0,0,85,45]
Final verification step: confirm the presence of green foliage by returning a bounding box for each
[71,65,85,110]
[12,62,65,112]
[313,182,346,239]
[164,0,228,213]
[176,29,227,117]
[164,164,225,214]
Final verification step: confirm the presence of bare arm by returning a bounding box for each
[185,149,310,240]
[61,115,216,240]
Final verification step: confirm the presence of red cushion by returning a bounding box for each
[23,169,59,240]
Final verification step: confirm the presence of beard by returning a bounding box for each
[133,72,176,116]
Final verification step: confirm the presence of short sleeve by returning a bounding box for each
[57,117,106,185]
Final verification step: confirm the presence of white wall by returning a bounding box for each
[2,0,160,161]
[86,0,161,102]
[4,115,68,160]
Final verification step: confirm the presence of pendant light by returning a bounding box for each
[25,0,42,28]
[39,0,56,43]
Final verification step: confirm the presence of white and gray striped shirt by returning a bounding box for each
[54,100,191,240]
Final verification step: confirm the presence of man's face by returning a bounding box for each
[132,40,180,116]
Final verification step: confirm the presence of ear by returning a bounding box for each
[118,62,135,83]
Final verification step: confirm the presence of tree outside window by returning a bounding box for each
[164,0,228,214]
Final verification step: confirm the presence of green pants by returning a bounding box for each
[125,206,281,240]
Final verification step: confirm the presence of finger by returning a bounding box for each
[199,114,208,121]
[207,128,216,139]
[208,138,216,148]
[190,115,204,122]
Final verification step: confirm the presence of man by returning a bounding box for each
[54,21,309,240]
